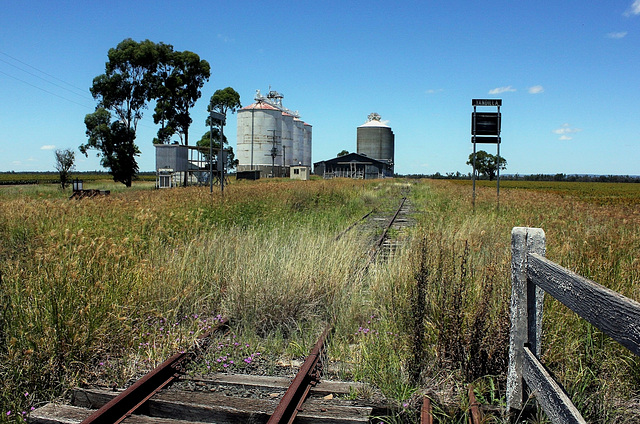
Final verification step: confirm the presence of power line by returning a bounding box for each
[1,67,158,131]
[0,52,163,132]
[0,70,94,109]
[0,57,93,102]
[0,51,90,97]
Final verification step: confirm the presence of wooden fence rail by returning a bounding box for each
[506,227,640,423]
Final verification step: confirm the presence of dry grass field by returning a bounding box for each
[1,178,639,423]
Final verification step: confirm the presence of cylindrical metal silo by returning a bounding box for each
[303,123,312,167]
[237,102,282,172]
[292,117,305,166]
[281,112,294,167]
[357,116,394,166]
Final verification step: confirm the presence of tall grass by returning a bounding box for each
[411,181,640,422]
[1,178,638,423]
[344,180,639,422]
[0,178,392,421]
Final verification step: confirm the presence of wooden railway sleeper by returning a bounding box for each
[79,318,228,424]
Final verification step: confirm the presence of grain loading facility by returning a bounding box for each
[357,113,394,175]
[236,89,312,178]
[313,112,394,179]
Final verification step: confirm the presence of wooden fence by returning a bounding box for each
[506,227,640,423]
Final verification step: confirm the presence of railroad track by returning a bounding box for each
[31,323,384,424]
[32,195,493,424]
[370,196,408,262]
[419,385,484,424]
[336,197,413,266]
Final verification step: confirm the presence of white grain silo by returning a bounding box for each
[281,112,294,167]
[237,101,282,176]
[357,113,394,172]
[292,117,305,166]
[236,89,311,177]
[303,123,312,167]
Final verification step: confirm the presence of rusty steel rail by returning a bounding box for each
[468,384,483,424]
[335,209,374,241]
[421,396,433,424]
[267,324,332,424]
[376,197,406,249]
[422,387,483,424]
[368,197,406,263]
[80,318,228,424]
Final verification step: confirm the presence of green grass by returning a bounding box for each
[1,177,639,423]
[452,179,640,206]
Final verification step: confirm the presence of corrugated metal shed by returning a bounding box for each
[313,153,393,180]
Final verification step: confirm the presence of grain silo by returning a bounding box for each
[292,117,304,166]
[237,89,311,177]
[303,123,312,167]
[357,113,394,173]
[237,101,282,176]
[281,112,294,167]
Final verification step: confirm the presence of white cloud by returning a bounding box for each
[528,85,544,94]
[607,31,628,39]
[554,123,582,140]
[217,34,235,43]
[489,86,516,94]
[425,88,444,94]
[553,124,582,135]
[40,145,56,150]
[624,0,640,16]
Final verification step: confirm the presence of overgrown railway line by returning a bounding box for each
[31,322,382,424]
[29,193,492,424]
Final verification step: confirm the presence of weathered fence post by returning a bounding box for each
[507,227,545,412]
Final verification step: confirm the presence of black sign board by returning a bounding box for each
[472,99,502,106]
[472,136,500,144]
[472,112,500,136]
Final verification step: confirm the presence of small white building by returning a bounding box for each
[290,165,310,181]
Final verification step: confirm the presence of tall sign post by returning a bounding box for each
[209,110,226,195]
[471,99,502,209]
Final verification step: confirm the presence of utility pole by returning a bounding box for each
[269,129,278,177]
[282,145,286,178]
[209,110,226,195]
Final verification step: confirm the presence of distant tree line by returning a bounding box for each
[503,174,640,183]
[0,171,158,186]
[399,149,639,183]
[399,172,640,183]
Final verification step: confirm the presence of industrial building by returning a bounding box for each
[236,89,312,178]
[154,144,212,187]
[314,113,395,179]
[313,153,391,179]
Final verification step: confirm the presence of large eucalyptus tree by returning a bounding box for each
[82,39,210,187]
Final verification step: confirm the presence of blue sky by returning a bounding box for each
[1,1,639,176]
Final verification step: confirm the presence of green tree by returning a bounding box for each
[90,39,159,131]
[337,150,349,157]
[54,148,75,190]
[81,108,140,187]
[198,87,241,171]
[196,130,238,170]
[467,150,507,181]
[153,47,211,146]
[83,38,158,186]
[206,87,242,127]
